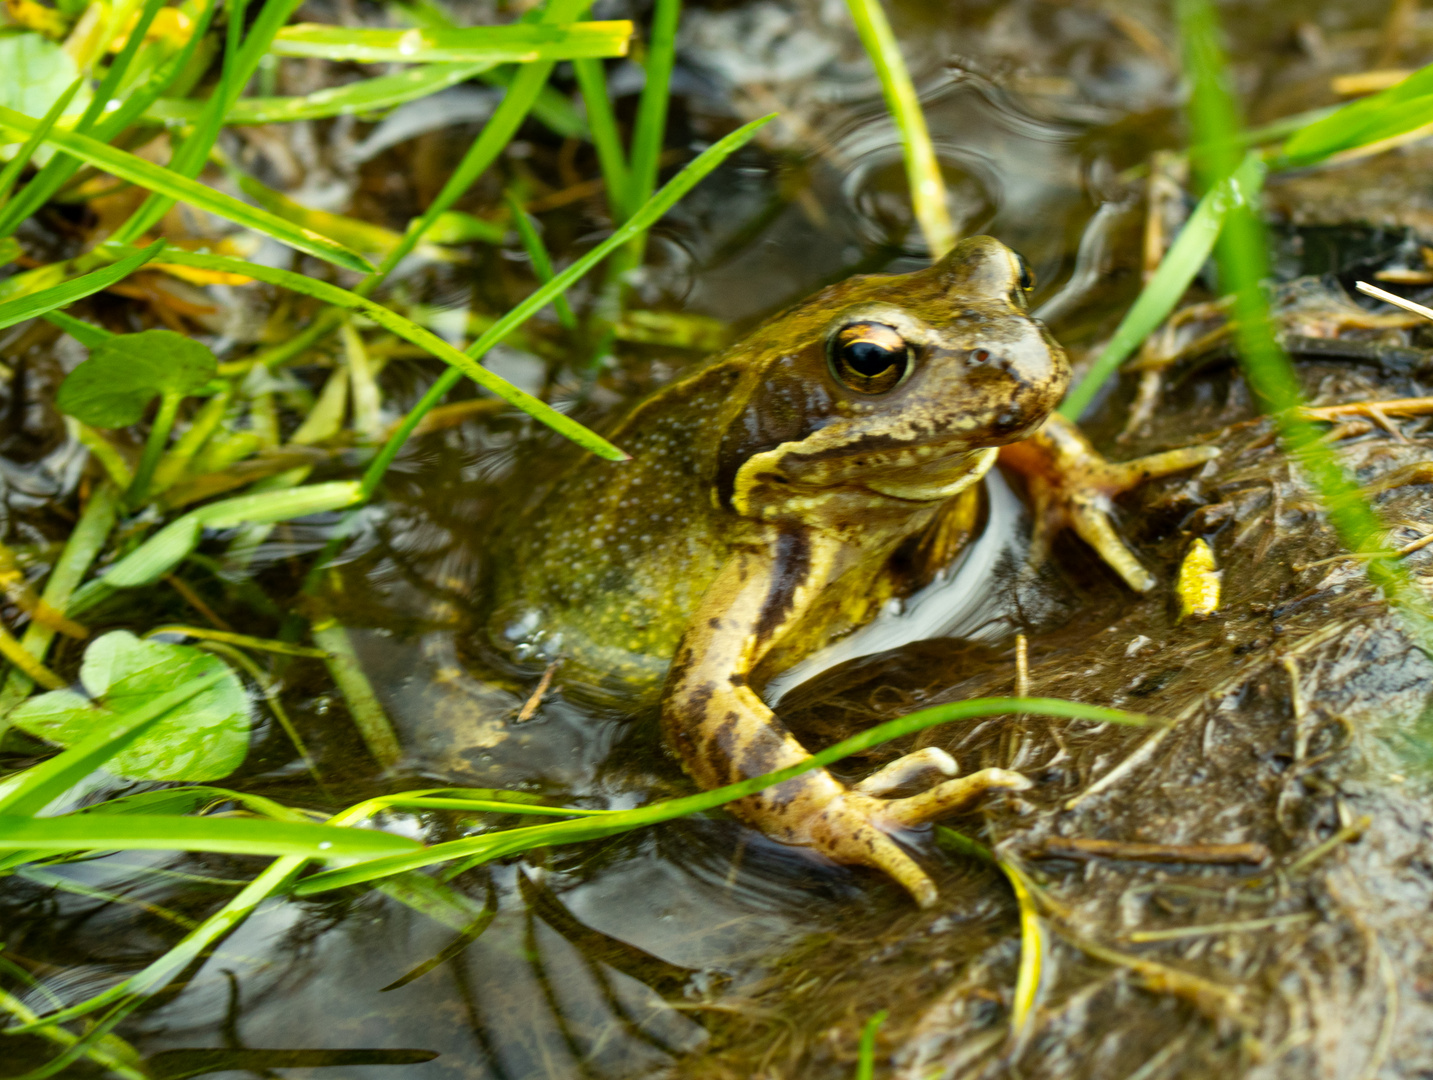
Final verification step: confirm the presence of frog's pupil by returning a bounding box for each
[846,341,899,376]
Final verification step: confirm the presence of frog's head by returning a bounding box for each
[720,236,1069,525]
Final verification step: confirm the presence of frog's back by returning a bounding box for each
[485,359,751,697]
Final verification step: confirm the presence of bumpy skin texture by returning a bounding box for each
[490,237,1069,905]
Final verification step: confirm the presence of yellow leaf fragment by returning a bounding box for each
[5,0,70,38]
[110,5,192,51]
[152,262,254,286]
[1176,537,1220,619]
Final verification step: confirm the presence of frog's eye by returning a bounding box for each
[1015,254,1035,292]
[829,322,912,395]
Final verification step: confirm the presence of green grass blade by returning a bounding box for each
[93,482,363,588]
[291,696,1153,894]
[145,61,495,124]
[310,620,401,767]
[0,241,165,332]
[477,64,588,139]
[0,0,221,237]
[75,0,169,131]
[856,1010,888,1080]
[5,855,306,1031]
[359,0,595,293]
[625,0,680,223]
[111,0,256,245]
[0,108,372,271]
[42,310,114,347]
[268,21,632,63]
[1280,61,1433,166]
[0,670,228,817]
[1057,155,1264,420]
[506,190,576,328]
[845,0,955,257]
[0,814,421,858]
[104,243,624,460]
[0,483,120,722]
[1177,0,1433,650]
[360,110,778,492]
[572,57,630,218]
[64,482,364,615]
[115,0,306,245]
[366,797,612,817]
[0,77,83,209]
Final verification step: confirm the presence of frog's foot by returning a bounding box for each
[852,747,957,794]
[806,767,1031,908]
[1000,413,1220,592]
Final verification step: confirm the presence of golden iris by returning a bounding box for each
[829,322,911,394]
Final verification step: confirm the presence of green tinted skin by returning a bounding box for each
[489,236,1069,905]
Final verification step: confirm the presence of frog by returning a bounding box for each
[486,235,1217,906]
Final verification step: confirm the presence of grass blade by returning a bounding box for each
[572,56,630,218]
[0,671,229,816]
[0,76,83,209]
[1280,61,1433,166]
[0,484,120,721]
[361,110,779,494]
[269,21,633,63]
[1177,0,1433,649]
[0,815,421,858]
[0,0,222,238]
[845,0,955,257]
[1057,154,1263,420]
[506,190,576,328]
[360,0,596,292]
[6,855,305,1031]
[1001,860,1048,1058]
[102,243,625,461]
[64,482,364,615]
[146,61,495,124]
[114,0,305,245]
[856,1010,888,1080]
[310,620,402,767]
[0,241,164,331]
[0,108,372,271]
[625,0,680,222]
[291,696,1153,894]
[42,310,114,347]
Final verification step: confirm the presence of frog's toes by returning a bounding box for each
[806,794,941,908]
[853,747,957,794]
[877,767,1031,828]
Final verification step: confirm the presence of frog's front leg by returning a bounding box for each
[661,531,1028,908]
[999,413,1220,591]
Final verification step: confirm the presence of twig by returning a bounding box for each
[516,659,559,723]
[1286,815,1372,875]
[1032,837,1270,865]
[1128,912,1315,943]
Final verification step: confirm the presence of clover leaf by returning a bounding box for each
[10,631,253,782]
[0,34,92,161]
[56,329,218,428]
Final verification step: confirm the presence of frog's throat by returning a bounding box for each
[865,446,998,502]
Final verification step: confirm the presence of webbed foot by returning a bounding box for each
[806,760,1031,908]
[1000,413,1220,591]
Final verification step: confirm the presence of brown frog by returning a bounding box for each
[488,236,1215,905]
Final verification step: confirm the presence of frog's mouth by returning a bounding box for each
[864,446,998,502]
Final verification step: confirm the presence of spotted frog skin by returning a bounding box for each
[489,236,1204,906]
